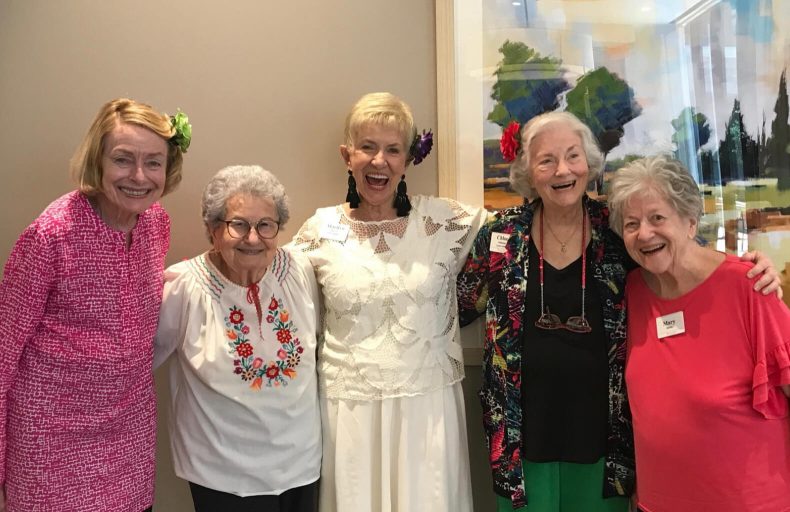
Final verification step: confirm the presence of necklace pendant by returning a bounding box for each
[560,243,567,253]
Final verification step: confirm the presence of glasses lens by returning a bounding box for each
[535,312,562,330]
[255,220,279,239]
[227,220,251,239]
[565,316,592,333]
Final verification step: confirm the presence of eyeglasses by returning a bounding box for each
[535,307,592,333]
[534,205,592,334]
[221,218,280,240]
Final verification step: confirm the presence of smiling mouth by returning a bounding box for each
[551,180,576,190]
[237,247,264,256]
[119,187,151,197]
[639,243,666,255]
[365,174,389,187]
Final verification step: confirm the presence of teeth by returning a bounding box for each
[367,174,388,180]
[640,244,665,254]
[551,181,575,189]
[120,187,149,197]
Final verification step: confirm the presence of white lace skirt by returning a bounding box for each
[319,382,474,512]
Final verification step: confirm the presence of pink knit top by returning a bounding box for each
[0,191,169,512]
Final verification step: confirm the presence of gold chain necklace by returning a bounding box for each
[543,207,582,253]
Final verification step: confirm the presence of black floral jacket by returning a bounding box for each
[457,196,635,508]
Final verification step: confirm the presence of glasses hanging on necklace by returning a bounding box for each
[534,205,592,334]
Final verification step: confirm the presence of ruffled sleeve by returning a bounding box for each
[750,292,790,419]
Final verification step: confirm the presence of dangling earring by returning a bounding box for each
[393,175,411,216]
[346,170,360,208]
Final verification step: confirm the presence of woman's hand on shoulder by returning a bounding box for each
[741,250,783,299]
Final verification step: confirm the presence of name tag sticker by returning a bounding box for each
[656,311,686,339]
[490,232,510,253]
[319,222,350,243]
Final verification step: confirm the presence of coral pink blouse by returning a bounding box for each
[0,191,169,512]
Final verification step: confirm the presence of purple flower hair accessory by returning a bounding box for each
[409,129,434,165]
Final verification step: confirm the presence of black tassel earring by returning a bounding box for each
[346,170,360,208]
[393,175,411,216]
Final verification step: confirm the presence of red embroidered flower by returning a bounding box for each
[266,315,275,324]
[236,342,253,358]
[268,298,279,310]
[229,307,244,324]
[265,364,280,379]
[276,329,292,343]
[253,357,263,369]
[500,120,521,162]
[277,348,287,360]
[296,346,304,354]
[241,325,250,335]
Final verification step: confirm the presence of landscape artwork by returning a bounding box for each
[474,0,790,296]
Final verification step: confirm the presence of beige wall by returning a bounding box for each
[0,1,494,510]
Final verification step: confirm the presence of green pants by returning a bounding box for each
[496,458,629,512]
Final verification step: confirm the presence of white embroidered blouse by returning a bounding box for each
[154,248,321,496]
[291,195,486,401]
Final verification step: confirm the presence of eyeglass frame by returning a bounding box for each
[220,217,280,240]
[535,307,592,333]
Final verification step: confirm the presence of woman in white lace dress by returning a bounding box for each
[292,92,486,512]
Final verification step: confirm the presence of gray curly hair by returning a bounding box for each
[201,165,290,243]
[607,155,703,237]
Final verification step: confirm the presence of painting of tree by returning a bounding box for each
[487,40,571,129]
[765,70,790,189]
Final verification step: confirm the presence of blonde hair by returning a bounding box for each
[509,111,604,199]
[344,92,417,159]
[607,155,703,237]
[70,98,184,197]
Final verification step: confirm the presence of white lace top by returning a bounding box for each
[290,195,486,400]
[153,249,321,495]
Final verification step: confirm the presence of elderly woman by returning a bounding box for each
[291,92,487,511]
[154,165,321,512]
[0,98,189,512]
[607,155,790,512]
[456,112,780,512]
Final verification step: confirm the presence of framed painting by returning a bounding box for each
[437,0,790,303]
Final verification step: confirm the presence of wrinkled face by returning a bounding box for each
[621,191,697,277]
[98,123,168,222]
[529,124,589,209]
[341,123,408,209]
[211,194,280,282]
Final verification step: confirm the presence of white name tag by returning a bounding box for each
[490,232,510,253]
[319,222,350,243]
[656,311,686,339]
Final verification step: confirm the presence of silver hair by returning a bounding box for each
[607,155,703,237]
[509,111,604,199]
[201,165,290,243]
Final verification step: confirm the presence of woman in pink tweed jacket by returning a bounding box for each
[0,98,189,512]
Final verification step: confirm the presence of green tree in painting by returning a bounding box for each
[671,107,711,180]
[765,69,790,190]
[718,99,759,182]
[487,40,571,128]
[565,67,642,158]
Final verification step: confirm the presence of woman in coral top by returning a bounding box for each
[0,98,189,512]
[608,155,790,512]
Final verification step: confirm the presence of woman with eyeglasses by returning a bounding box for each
[154,165,321,512]
[456,112,781,512]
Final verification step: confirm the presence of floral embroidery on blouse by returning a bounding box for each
[225,295,304,390]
